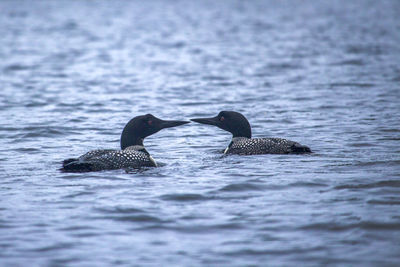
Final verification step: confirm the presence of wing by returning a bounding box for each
[227,138,310,155]
[94,150,156,170]
[78,149,117,161]
[258,138,298,154]
[62,149,156,172]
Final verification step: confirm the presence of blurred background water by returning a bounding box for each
[0,0,399,265]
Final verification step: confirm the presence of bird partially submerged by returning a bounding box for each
[61,114,189,172]
[191,111,311,155]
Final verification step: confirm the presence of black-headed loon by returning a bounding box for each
[191,111,311,155]
[61,114,189,172]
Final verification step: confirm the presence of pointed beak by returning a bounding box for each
[159,119,190,129]
[190,116,219,126]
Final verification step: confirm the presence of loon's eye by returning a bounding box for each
[148,120,153,125]
[220,116,224,122]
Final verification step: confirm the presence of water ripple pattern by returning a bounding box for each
[1,0,399,266]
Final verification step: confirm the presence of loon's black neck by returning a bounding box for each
[231,124,251,139]
[232,131,251,139]
[121,135,143,149]
[120,124,144,149]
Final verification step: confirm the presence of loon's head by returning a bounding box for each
[191,111,252,138]
[121,114,189,149]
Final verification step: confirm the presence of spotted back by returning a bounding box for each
[76,146,156,171]
[226,137,310,155]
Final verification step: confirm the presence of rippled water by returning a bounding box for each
[1,0,400,265]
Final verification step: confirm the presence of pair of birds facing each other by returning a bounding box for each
[61,111,311,172]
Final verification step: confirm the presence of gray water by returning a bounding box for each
[1,0,400,266]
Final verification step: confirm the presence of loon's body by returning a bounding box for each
[191,111,311,155]
[61,114,188,172]
[225,137,310,155]
[62,146,156,172]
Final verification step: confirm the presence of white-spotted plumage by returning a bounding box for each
[225,137,311,155]
[69,146,156,171]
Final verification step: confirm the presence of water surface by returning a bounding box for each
[1,0,400,265]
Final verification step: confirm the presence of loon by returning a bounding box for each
[61,114,189,172]
[191,111,311,155]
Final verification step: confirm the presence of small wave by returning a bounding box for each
[347,142,374,147]
[300,221,400,231]
[211,81,241,87]
[353,160,400,167]
[20,128,65,138]
[0,222,14,229]
[160,193,209,201]
[180,101,212,106]
[153,40,186,49]
[379,128,400,133]
[93,214,164,223]
[137,222,243,233]
[62,191,95,199]
[93,206,145,214]
[222,245,324,256]
[331,59,365,66]
[382,137,400,141]
[219,183,266,192]
[392,74,400,82]
[202,75,228,81]
[31,242,75,252]
[253,62,301,77]
[288,182,328,188]
[346,44,384,55]
[59,225,96,231]
[367,199,400,205]
[14,147,40,152]
[3,64,36,72]
[335,180,400,190]
[329,82,374,88]
[267,62,301,70]
[317,104,344,109]
[114,215,163,222]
